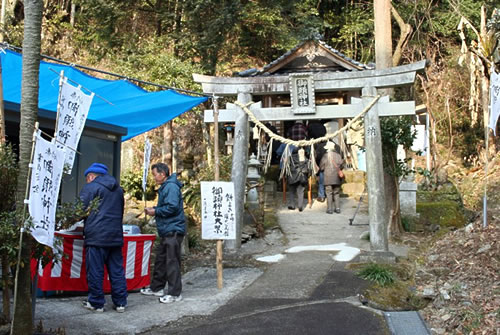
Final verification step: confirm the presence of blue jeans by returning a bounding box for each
[318,171,325,198]
[86,246,128,308]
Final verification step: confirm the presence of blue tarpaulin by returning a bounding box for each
[1,49,208,141]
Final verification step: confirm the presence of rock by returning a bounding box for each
[477,244,491,254]
[439,289,450,300]
[431,328,446,335]
[464,223,475,233]
[441,314,451,321]
[442,282,452,290]
[422,287,436,297]
[123,212,142,225]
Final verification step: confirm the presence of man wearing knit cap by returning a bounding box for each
[80,162,127,313]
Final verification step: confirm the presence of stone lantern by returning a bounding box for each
[246,153,262,206]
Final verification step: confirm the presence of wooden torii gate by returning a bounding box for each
[193,60,427,258]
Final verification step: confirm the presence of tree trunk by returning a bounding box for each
[11,0,43,333]
[374,0,392,69]
[0,57,5,144]
[391,5,413,67]
[163,121,173,171]
[2,255,10,322]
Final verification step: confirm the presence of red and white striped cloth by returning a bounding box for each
[31,232,156,292]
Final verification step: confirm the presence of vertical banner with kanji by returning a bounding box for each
[489,70,500,135]
[200,181,236,240]
[142,138,152,193]
[29,131,66,247]
[55,77,94,173]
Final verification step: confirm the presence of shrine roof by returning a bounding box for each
[238,39,374,77]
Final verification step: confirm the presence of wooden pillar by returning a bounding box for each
[363,86,388,252]
[225,92,250,250]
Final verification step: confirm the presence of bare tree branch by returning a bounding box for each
[391,5,413,66]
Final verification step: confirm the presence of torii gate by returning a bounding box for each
[193,60,427,257]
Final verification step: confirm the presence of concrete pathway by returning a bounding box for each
[6,196,410,334]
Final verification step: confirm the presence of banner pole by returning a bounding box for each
[10,122,39,333]
[53,70,64,137]
[213,96,223,289]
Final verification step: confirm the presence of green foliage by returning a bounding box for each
[0,143,18,212]
[380,116,416,178]
[358,264,395,287]
[328,2,374,63]
[0,211,20,264]
[120,169,156,201]
[182,154,233,215]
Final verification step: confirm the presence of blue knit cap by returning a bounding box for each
[84,163,108,176]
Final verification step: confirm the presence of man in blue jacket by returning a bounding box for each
[141,163,186,303]
[79,163,127,313]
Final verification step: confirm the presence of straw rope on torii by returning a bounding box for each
[234,95,381,176]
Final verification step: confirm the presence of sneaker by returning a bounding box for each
[82,300,104,312]
[335,208,341,214]
[159,294,182,304]
[326,209,334,214]
[140,287,164,297]
[317,197,325,202]
[287,206,295,210]
[113,305,126,313]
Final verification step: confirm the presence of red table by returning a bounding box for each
[31,232,156,292]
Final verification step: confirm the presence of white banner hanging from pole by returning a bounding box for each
[489,70,500,135]
[55,77,94,173]
[201,181,236,240]
[142,138,152,193]
[29,131,66,247]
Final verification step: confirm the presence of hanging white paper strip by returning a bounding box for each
[142,138,152,193]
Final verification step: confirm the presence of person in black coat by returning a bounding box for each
[307,120,327,202]
[79,163,127,313]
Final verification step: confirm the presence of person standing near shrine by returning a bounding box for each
[80,163,128,313]
[141,162,186,303]
[320,142,344,214]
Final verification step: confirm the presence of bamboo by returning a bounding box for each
[11,122,38,332]
[213,97,223,289]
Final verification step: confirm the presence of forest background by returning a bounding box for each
[2,0,499,183]
[0,0,499,333]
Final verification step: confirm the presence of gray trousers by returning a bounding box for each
[150,233,184,296]
[326,185,341,211]
[287,182,305,209]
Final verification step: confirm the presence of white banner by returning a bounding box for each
[142,138,152,193]
[55,78,94,173]
[201,181,236,240]
[411,124,427,155]
[489,70,500,135]
[29,131,66,247]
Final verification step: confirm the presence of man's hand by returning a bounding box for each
[145,207,155,216]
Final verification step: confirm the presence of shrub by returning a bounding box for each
[120,169,156,201]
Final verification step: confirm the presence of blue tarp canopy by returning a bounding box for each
[1,49,208,141]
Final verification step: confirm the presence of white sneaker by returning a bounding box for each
[140,287,164,297]
[159,294,182,304]
[82,300,104,312]
[114,305,126,313]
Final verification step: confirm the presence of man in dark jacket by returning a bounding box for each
[79,163,127,313]
[141,163,186,303]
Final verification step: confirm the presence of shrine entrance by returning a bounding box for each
[193,39,426,257]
